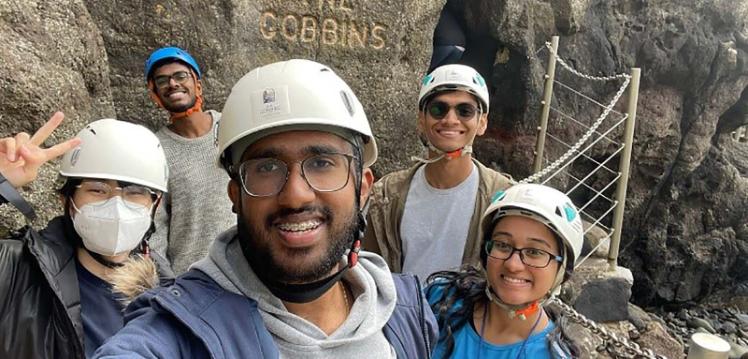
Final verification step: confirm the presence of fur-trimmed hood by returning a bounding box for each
[108,253,174,306]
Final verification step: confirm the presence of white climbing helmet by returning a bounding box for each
[481,183,584,268]
[480,183,584,319]
[218,59,378,170]
[59,119,168,192]
[418,64,490,112]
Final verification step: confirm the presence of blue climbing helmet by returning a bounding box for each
[144,46,202,80]
[144,47,204,121]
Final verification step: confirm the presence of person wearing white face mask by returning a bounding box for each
[0,113,174,359]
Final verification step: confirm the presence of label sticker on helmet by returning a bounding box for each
[262,88,276,104]
[446,70,464,81]
[254,86,290,117]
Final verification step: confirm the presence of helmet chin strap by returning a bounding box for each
[147,72,204,123]
[485,256,568,320]
[244,212,366,304]
[86,250,125,269]
[84,232,154,269]
[411,141,473,164]
[167,95,203,123]
[484,285,541,320]
[83,240,152,269]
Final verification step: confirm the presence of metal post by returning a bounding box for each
[532,36,559,174]
[687,333,730,359]
[608,68,640,271]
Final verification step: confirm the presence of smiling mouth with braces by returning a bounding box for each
[277,220,322,232]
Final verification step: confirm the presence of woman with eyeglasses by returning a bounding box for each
[0,113,174,359]
[425,183,584,358]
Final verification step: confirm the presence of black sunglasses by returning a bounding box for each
[426,101,480,121]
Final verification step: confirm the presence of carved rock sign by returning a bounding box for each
[0,0,445,230]
[259,2,387,50]
[242,0,446,174]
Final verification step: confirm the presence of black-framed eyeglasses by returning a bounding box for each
[425,101,480,121]
[238,153,354,197]
[485,240,563,268]
[75,180,159,207]
[153,70,192,89]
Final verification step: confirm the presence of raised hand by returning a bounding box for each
[0,112,81,188]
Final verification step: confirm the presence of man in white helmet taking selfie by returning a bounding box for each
[365,64,513,282]
[94,59,437,358]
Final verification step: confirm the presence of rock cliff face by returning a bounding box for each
[0,0,443,230]
[466,0,748,307]
[0,0,114,233]
[0,0,746,308]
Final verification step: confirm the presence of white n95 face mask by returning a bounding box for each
[71,197,153,256]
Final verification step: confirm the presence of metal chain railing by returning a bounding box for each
[526,38,667,358]
[548,297,670,359]
[519,74,630,184]
[546,42,631,82]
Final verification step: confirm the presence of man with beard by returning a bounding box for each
[144,47,234,274]
[94,59,438,358]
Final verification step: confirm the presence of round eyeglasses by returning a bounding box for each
[485,240,563,268]
[153,70,192,89]
[75,180,159,207]
[238,153,354,197]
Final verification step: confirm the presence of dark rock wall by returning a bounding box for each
[469,0,748,306]
[1,0,746,306]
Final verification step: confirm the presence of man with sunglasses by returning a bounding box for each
[0,114,174,358]
[94,59,437,358]
[365,64,513,282]
[144,46,234,274]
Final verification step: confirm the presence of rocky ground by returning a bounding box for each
[654,305,748,358]
[1,1,746,355]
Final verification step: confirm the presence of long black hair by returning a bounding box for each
[426,214,571,358]
[425,264,488,358]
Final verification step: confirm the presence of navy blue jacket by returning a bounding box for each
[95,269,438,358]
[0,216,173,359]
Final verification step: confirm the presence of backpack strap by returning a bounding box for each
[0,173,36,220]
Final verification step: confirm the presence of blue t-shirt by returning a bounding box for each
[76,260,125,357]
[427,280,558,359]
[432,317,556,359]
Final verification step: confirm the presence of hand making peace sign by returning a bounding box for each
[0,112,81,188]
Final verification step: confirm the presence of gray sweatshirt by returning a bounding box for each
[193,227,397,358]
[150,111,235,274]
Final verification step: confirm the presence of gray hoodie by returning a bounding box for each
[193,227,397,358]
